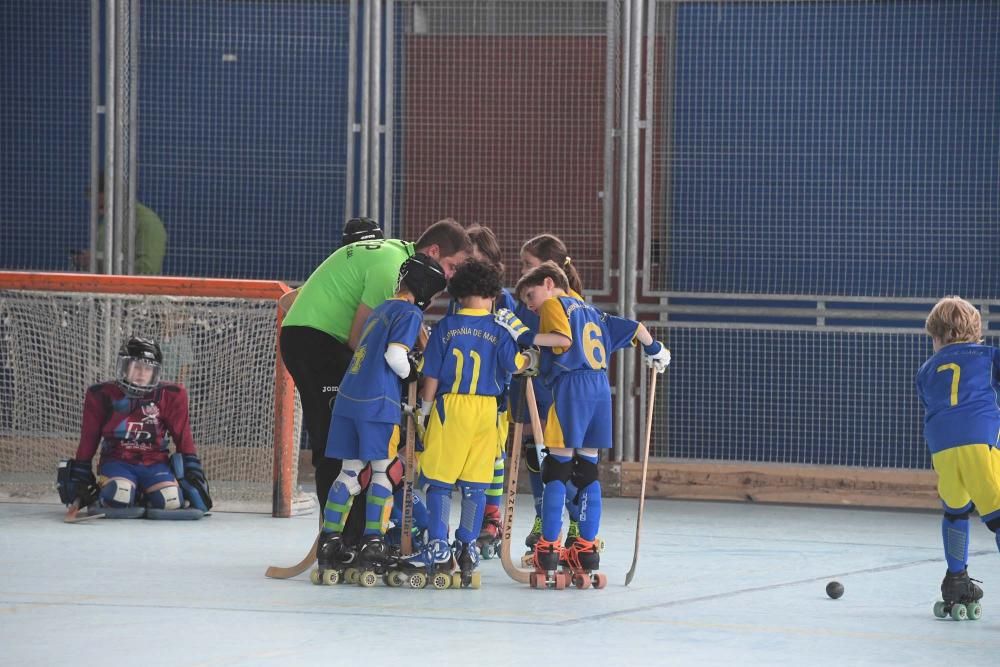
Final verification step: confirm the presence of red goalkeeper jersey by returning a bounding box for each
[75,381,197,466]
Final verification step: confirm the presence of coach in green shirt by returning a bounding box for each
[280,218,472,538]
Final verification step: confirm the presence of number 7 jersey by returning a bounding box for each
[915,342,1000,454]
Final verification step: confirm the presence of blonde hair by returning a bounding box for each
[925,296,982,345]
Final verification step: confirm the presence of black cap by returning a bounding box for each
[342,217,384,246]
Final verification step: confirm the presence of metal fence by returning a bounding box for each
[2,0,998,467]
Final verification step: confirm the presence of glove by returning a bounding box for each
[57,459,99,507]
[403,351,422,384]
[403,399,431,442]
[178,453,213,512]
[518,348,541,377]
[642,340,671,373]
[494,308,533,346]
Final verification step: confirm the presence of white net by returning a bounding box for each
[0,288,301,513]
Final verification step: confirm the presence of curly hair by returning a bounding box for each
[447,258,503,301]
[926,296,983,345]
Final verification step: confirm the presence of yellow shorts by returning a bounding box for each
[497,413,509,458]
[932,444,1000,517]
[420,394,500,486]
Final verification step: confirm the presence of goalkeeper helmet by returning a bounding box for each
[116,337,162,397]
[342,217,384,246]
[399,253,448,311]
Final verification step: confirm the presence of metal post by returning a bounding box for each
[103,0,116,276]
[346,0,359,218]
[126,0,139,275]
[88,0,100,274]
[359,0,372,216]
[383,0,395,238]
[613,0,631,462]
[369,0,382,223]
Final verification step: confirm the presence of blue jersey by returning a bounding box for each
[915,342,1000,454]
[332,298,424,423]
[423,308,523,398]
[537,295,639,388]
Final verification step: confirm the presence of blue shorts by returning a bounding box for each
[543,371,613,449]
[326,413,400,462]
[99,460,176,492]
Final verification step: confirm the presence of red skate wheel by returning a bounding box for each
[590,572,607,589]
[552,572,568,590]
[529,572,541,588]
[572,573,591,589]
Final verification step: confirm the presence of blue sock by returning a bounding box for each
[541,454,571,542]
[424,484,452,542]
[456,483,487,543]
[412,489,429,533]
[323,478,355,533]
[575,453,602,541]
[389,487,403,527]
[364,481,392,536]
[529,468,545,518]
[942,516,970,573]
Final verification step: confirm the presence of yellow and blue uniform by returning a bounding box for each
[915,341,1000,573]
[419,308,524,544]
[537,295,639,449]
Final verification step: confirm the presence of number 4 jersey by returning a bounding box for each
[915,342,1000,454]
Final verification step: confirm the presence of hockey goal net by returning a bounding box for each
[0,272,305,516]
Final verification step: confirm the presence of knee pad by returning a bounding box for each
[146,484,182,510]
[99,478,136,508]
[541,455,573,485]
[368,458,395,494]
[525,443,542,474]
[571,456,600,492]
[334,459,365,496]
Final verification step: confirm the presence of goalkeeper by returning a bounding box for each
[58,337,211,519]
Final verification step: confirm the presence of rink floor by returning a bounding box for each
[2,496,998,666]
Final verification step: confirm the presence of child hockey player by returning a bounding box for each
[497,261,670,587]
[57,337,212,518]
[400,258,539,587]
[314,253,447,586]
[513,234,586,552]
[915,296,1000,620]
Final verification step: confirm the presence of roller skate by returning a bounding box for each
[391,538,455,589]
[934,568,983,621]
[529,537,570,589]
[560,536,607,589]
[451,540,482,589]
[560,521,605,566]
[476,505,502,560]
[520,515,544,567]
[310,532,359,586]
[355,534,394,588]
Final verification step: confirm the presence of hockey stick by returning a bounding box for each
[625,368,658,586]
[63,500,104,523]
[400,381,418,556]
[265,513,320,579]
[500,377,543,584]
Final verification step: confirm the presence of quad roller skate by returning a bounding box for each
[310,532,359,586]
[390,538,455,589]
[559,521,605,567]
[476,506,502,560]
[520,515,544,567]
[561,536,607,589]
[355,534,396,588]
[451,540,482,589]
[529,537,570,589]
[934,568,983,621]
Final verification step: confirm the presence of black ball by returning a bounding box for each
[826,581,844,599]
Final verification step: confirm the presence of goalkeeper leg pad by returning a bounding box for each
[99,478,136,508]
[146,508,205,520]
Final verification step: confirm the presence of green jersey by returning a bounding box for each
[283,239,416,342]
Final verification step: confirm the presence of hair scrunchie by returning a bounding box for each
[563,256,572,266]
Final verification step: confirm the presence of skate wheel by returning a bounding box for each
[572,573,591,590]
[321,569,341,586]
[590,572,607,590]
[468,571,481,589]
[432,572,451,590]
[359,570,378,588]
[933,601,948,618]
[385,571,404,588]
[529,572,540,589]
[967,602,982,620]
[552,572,568,590]
[345,568,359,585]
[408,572,427,589]
[310,569,322,586]
[950,603,968,621]
[451,572,463,588]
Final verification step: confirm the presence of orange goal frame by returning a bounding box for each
[0,271,299,517]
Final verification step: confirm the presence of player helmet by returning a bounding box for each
[116,336,163,396]
[399,252,448,311]
[342,217,384,246]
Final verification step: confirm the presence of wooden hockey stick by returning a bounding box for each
[63,499,104,523]
[500,377,544,584]
[625,368,658,586]
[400,381,418,556]
[265,511,321,579]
